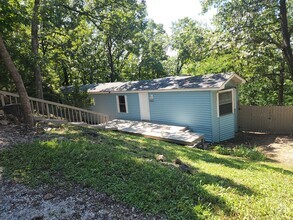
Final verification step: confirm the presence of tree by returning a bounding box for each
[201,0,293,105]
[202,0,293,79]
[31,0,43,99]
[135,20,168,80]
[170,18,208,75]
[0,35,34,126]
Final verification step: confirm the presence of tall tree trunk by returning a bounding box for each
[62,64,70,86]
[278,62,285,106]
[32,0,43,99]
[279,0,293,79]
[107,38,116,82]
[0,35,34,126]
[176,60,184,75]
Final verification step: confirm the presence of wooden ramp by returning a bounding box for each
[99,119,204,145]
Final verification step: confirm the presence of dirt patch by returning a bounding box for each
[0,124,37,150]
[223,132,293,168]
[0,179,162,220]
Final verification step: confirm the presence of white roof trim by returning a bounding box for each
[219,73,245,90]
[88,87,220,94]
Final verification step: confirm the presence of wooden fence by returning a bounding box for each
[238,105,293,134]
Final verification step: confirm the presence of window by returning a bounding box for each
[218,90,233,116]
[116,95,128,113]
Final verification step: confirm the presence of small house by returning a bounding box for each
[88,73,245,142]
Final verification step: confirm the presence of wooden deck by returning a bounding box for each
[99,119,204,145]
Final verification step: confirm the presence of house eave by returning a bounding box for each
[219,73,246,90]
[88,87,221,94]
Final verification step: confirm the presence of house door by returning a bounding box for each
[139,93,150,121]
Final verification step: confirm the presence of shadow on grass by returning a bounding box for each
[50,126,293,176]
[0,126,291,219]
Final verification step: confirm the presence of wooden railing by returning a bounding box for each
[0,91,109,124]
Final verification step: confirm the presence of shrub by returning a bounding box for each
[214,145,266,161]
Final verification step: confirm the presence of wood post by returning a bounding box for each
[46,103,50,119]
[1,95,5,106]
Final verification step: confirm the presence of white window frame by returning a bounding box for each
[217,88,235,117]
[116,95,128,113]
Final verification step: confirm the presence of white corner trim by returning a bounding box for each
[217,92,220,118]
[125,95,129,113]
[116,95,120,113]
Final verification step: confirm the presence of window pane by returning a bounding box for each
[219,91,233,116]
[219,92,232,105]
[220,103,232,115]
[118,96,125,104]
[119,104,126,113]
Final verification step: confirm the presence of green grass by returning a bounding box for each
[0,126,292,219]
[213,144,266,161]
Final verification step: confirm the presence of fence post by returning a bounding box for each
[79,111,82,122]
[1,95,5,106]
[46,103,50,119]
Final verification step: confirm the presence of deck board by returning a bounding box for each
[101,119,204,145]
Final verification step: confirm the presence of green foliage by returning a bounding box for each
[170,17,208,74]
[1,0,292,107]
[1,0,169,99]
[61,86,92,108]
[213,145,266,161]
[200,0,293,105]
[0,126,292,219]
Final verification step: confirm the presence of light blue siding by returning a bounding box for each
[219,114,235,140]
[90,93,140,120]
[149,91,213,141]
[211,92,220,142]
[90,90,238,142]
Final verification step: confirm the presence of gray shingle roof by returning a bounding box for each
[88,73,244,93]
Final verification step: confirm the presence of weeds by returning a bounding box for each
[213,144,266,161]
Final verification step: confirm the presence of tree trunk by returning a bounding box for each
[278,62,285,106]
[176,60,184,75]
[107,38,116,82]
[32,0,44,99]
[0,35,34,126]
[279,0,293,79]
[62,64,70,86]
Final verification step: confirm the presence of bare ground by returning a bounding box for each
[223,132,293,168]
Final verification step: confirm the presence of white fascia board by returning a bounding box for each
[219,73,246,90]
[88,87,220,94]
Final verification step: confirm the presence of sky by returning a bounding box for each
[145,0,216,35]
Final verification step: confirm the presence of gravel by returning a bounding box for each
[0,124,38,150]
[0,179,163,220]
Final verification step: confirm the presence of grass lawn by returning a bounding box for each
[0,126,292,219]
